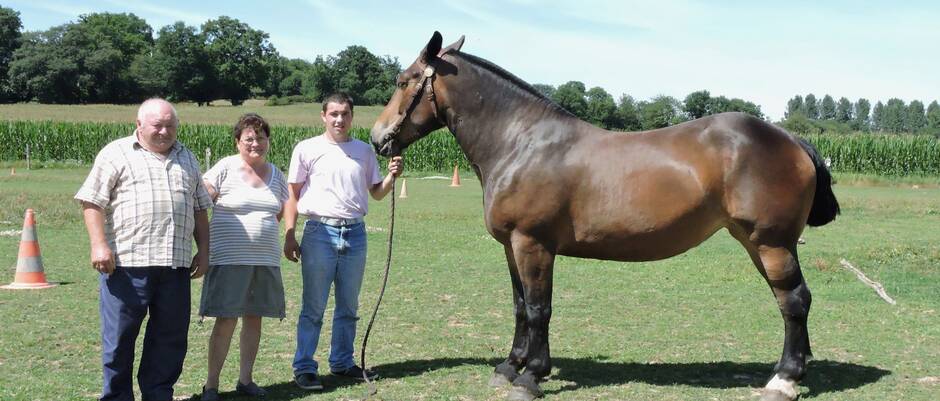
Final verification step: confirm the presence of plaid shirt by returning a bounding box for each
[75,133,212,268]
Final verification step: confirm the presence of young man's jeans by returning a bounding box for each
[293,220,367,376]
[99,266,191,401]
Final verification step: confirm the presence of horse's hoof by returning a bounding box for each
[760,389,797,401]
[507,386,542,401]
[489,372,513,388]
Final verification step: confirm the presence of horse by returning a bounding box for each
[371,32,839,401]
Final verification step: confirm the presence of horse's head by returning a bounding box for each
[371,31,464,157]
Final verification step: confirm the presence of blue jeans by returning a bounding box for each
[293,221,367,375]
[99,267,191,401]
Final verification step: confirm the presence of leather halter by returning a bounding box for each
[386,62,441,140]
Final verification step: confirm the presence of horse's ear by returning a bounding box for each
[421,31,443,63]
[438,35,465,57]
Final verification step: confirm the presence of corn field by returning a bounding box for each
[0,121,469,173]
[1,120,938,176]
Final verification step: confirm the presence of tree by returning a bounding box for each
[638,95,683,130]
[585,86,618,129]
[362,55,400,105]
[202,16,277,105]
[75,13,154,103]
[820,95,836,120]
[871,101,885,131]
[532,84,555,99]
[683,90,710,119]
[853,98,871,131]
[331,45,398,105]
[153,22,216,105]
[881,98,906,133]
[927,100,940,134]
[8,27,82,103]
[617,94,641,130]
[277,58,313,96]
[804,94,819,119]
[836,97,853,123]
[786,95,804,118]
[300,56,334,101]
[704,95,763,119]
[551,81,587,119]
[907,100,926,133]
[0,6,22,102]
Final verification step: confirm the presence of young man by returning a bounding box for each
[284,93,403,390]
[76,98,211,401]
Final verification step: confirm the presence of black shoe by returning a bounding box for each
[294,373,323,390]
[236,381,267,397]
[331,365,379,381]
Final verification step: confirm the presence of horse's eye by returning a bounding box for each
[397,82,408,90]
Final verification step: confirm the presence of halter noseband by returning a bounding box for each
[387,62,442,140]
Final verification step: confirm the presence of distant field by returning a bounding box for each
[0,100,387,129]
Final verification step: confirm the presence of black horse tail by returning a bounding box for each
[798,138,840,226]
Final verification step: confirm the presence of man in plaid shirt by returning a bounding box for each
[76,98,212,401]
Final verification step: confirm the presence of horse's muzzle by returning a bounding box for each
[375,137,401,158]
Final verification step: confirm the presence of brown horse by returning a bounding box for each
[371,32,839,401]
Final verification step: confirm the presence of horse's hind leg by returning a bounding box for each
[490,245,528,387]
[733,231,812,401]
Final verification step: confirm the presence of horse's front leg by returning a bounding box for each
[490,245,529,387]
[506,233,555,401]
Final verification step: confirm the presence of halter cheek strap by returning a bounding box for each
[388,64,441,139]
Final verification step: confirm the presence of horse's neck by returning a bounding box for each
[444,78,582,174]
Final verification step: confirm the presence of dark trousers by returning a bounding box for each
[99,267,191,401]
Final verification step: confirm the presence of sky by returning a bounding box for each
[5,0,939,120]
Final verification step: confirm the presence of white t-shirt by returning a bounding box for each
[204,155,289,266]
[287,134,383,219]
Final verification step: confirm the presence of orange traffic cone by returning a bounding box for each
[449,165,461,187]
[399,178,408,198]
[3,209,56,290]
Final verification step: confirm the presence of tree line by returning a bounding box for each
[783,94,940,136]
[0,7,400,106]
[0,6,936,136]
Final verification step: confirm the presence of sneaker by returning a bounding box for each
[236,381,267,397]
[294,373,324,391]
[200,386,220,401]
[331,365,379,381]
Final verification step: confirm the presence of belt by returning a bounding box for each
[308,215,363,226]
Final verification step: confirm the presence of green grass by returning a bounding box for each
[0,99,386,129]
[0,169,938,400]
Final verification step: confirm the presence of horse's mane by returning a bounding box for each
[451,52,575,118]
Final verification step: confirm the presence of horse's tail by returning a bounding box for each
[797,138,840,226]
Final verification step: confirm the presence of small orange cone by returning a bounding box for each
[449,165,461,187]
[3,209,56,290]
[399,178,408,198]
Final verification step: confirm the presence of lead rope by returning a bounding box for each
[360,178,395,399]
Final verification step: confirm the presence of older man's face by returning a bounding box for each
[136,104,178,154]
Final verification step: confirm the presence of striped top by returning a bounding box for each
[204,155,288,266]
[75,134,212,268]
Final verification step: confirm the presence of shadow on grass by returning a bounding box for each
[188,357,888,400]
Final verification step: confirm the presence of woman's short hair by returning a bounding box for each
[233,113,270,140]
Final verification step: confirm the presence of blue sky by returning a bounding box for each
[6,0,939,120]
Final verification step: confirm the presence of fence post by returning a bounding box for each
[205,147,211,172]
[25,143,30,170]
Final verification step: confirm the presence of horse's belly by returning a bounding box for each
[559,209,725,262]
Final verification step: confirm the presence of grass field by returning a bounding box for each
[0,100,386,129]
[0,169,938,400]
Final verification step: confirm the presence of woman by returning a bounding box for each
[200,113,288,400]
